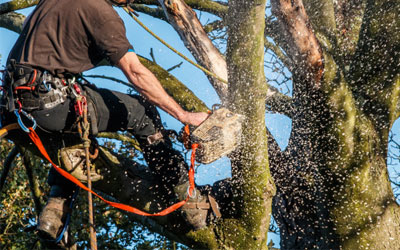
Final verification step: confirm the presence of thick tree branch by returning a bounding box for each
[0,0,38,15]
[181,0,227,17]
[20,147,43,216]
[0,12,25,33]
[0,146,19,194]
[302,0,337,52]
[139,56,209,112]
[132,0,228,18]
[270,0,324,86]
[130,4,167,21]
[332,0,366,61]
[157,0,229,102]
[349,0,400,127]
[226,0,275,248]
[265,86,293,117]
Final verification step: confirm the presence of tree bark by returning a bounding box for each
[0,12,24,33]
[226,0,275,249]
[0,0,38,15]
[271,0,323,86]
[271,0,400,249]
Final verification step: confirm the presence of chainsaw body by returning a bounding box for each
[191,107,244,164]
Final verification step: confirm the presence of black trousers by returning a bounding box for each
[30,84,188,198]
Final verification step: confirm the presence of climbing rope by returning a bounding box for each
[0,123,19,140]
[123,6,228,84]
[75,92,98,249]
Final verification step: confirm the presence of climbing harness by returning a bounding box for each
[123,6,228,84]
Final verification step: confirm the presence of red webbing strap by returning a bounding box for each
[27,127,198,217]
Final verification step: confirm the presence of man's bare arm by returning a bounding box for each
[117,51,209,126]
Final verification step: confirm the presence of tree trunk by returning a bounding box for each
[271,0,400,249]
[225,0,275,249]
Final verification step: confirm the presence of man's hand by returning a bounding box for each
[179,111,209,127]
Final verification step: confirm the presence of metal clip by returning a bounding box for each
[69,81,80,99]
[211,104,221,112]
[42,71,52,92]
[14,109,37,133]
[187,185,196,198]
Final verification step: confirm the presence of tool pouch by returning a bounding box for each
[181,106,244,164]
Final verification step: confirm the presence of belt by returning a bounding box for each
[19,86,69,110]
[3,63,74,111]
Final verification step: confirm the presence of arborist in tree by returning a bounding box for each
[0,0,232,247]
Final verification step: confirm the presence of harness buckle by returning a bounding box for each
[14,109,37,133]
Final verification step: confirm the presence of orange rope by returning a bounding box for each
[27,127,198,216]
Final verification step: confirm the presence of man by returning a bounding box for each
[1,0,230,247]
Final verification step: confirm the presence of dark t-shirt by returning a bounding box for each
[7,0,133,77]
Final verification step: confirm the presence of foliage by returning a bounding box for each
[0,140,47,249]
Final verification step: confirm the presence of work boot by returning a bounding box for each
[37,197,71,241]
[174,181,221,230]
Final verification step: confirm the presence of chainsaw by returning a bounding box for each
[180,105,244,164]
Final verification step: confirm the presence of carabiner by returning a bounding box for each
[211,104,221,112]
[42,71,52,92]
[14,109,37,133]
[187,184,196,198]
